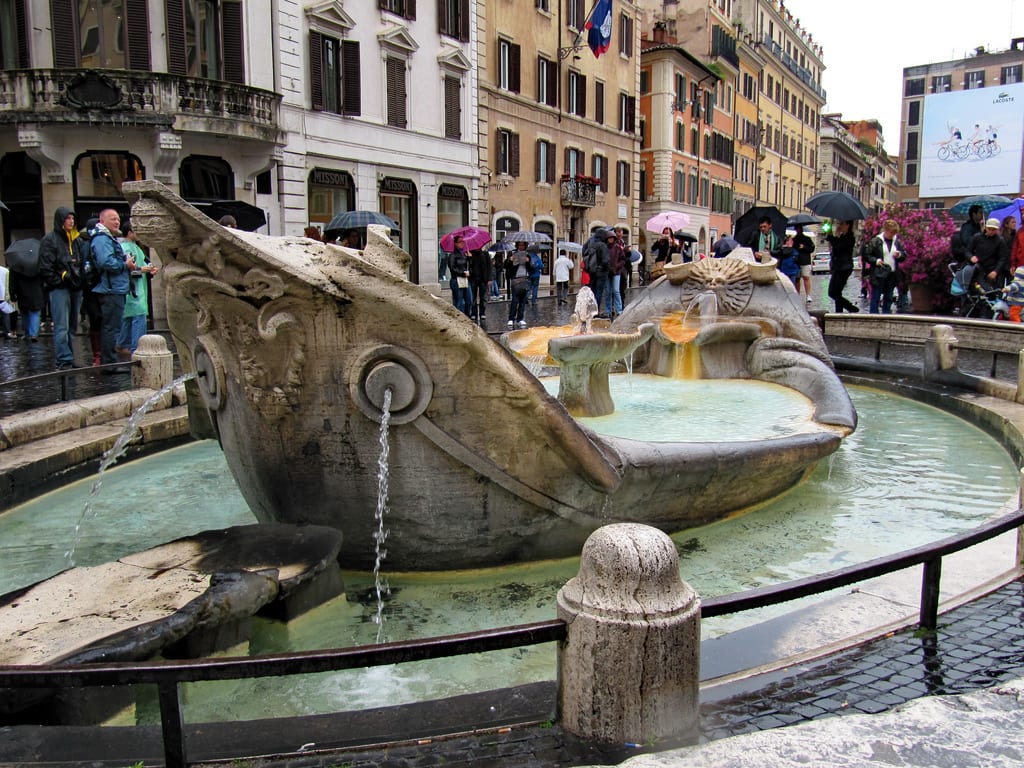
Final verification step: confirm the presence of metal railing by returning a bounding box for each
[3,506,1022,768]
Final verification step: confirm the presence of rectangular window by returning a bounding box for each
[966,70,985,89]
[567,0,584,29]
[931,74,951,93]
[444,75,461,139]
[618,11,633,57]
[380,0,415,20]
[386,56,407,128]
[164,0,242,82]
[536,139,555,183]
[592,154,607,192]
[615,160,630,196]
[594,81,604,124]
[907,100,920,127]
[904,77,925,96]
[310,33,361,116]
[498,128,520,176]
[535,0,550,10]
[1001,65,1022,85]
[688,171,698,205]
[675,122,684,151]
[673,170,684,203]
[565,147,584,177]
[675,73,686,107]
[905,131,918,161]
[568,70,586,117]
[439,0,469,41]
[1,0,29,68]
[905,162,917,185]
[537,56,557,107]
[640,70,649,94]
[618,93,635,132]
[498,39,521,93]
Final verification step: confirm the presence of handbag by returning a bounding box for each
[870,262,892,286]
[456,276,468,289]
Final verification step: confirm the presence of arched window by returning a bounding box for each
[179,155,234,202]
[72,150,144,224]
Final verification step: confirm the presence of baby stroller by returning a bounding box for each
[949,262,1009,320]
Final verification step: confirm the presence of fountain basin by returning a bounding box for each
[123,181,855,570]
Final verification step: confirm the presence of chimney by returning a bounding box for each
[653,21,667,44]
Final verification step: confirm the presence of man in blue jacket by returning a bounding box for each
[90,208,138,371]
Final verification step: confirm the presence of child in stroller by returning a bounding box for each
[1000,266,1024,322]
[950,262,1009,319]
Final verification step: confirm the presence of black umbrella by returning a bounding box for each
[804,191,869,221]
[0,201,9,212]
[673,231,699,242]
[206,200,267,232]
[734,206,787,246]
[787,212,822,227]
[3,238,41,276]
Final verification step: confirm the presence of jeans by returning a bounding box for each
[22,310,41,339]
[556,280,569,303]
[470,281,488,318]
[591,274,609,313]
[508,281,529,323]
[98,293,126,364]
[117,314,148,354]
[449,276,472,316]
[49,288,82,365]
[869,276,896,314]
[490,278,500,298]
[605,274,623,315]
[529,275,540,304]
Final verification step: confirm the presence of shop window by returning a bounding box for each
[308,168,354,228]
[179,155,233,201]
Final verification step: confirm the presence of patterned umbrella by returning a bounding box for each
[949,194,1014,218]
[501,231,552,245]
[645,211,691,234]
[440,225,492,253]
[325,210,399,233]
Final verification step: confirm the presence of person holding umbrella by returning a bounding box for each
[446,234,472,317]
[38,206,87,368]
[8,250,44,342]
[825,220,860,314]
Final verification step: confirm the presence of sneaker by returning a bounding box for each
[507,320,514,328]
[805,296,812,303]
[518,320,527,328]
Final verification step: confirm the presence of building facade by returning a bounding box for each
[899,38,1024,209]
[477,0,641,288]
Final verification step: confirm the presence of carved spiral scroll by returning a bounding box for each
[349,345,434,425]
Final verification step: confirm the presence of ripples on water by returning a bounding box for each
[0,385,1016,721]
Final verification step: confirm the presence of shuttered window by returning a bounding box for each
[386,56,407,128]
[311,34,360,116]
[443,75,461,139]
[165,0,187,74]
[379,0,416,20]
[594,81,604,124]
[535,140,555,183]
[498,129,519,176]
[498,39,520,93]
[1,0,29,68]
[125,0,151,70]
[438,0,469,41]
[221,0,244,84]
[166,0,244,82]
[341,41,361,116]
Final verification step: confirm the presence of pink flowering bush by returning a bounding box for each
[863,205,958,313]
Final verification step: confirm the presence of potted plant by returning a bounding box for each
[863,205,959,314]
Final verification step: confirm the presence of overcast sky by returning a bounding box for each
[786,0,1023,148]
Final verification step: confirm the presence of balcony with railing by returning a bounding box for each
[560,176,597,207]
[759,35,827,102]
[0,69,281,142]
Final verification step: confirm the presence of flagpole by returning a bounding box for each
[559,0,603,60]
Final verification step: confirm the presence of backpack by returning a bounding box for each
[530,252,544,275]
[582,241,597,273]
[78,237,102,290]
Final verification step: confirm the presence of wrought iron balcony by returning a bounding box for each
[0,69,281,142]
[560,177,597,208]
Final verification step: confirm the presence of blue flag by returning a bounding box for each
[585,0,613,59]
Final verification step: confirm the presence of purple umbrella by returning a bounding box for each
[989,198,1024,228]
[440,225,492,253]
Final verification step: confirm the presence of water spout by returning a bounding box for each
[682,290,719,328]
[65,373,196,566]
[373,386,393,643]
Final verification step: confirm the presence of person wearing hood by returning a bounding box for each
[90,208,137,370]
[38,206,87,368]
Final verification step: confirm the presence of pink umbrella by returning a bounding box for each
[645,211,691,234]
[440,225,492,253]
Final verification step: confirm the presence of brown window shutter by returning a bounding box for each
[386,57,406,127]
[546,61,557,107]
[579,74,586,117]
[627,96,636,132]
[564,146,570,173]
[535,140,542,182]
[13,0,29,67]
[50,0,78,68]
[165,0,187,75]
[444,75,461,139]
[459,0,470,41]
[222,1,245,84]
[595,82,604,124]
[509,43,521,94]
[124,0,151,71]
[601,158,608,191]
[310,31,324,110]
[341,41,361,116]
[510,133,520,177]
[546,143,556,182]
[438,0,448,34]
[407,0,416,20]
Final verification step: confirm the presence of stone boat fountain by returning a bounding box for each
[125,181,855,570]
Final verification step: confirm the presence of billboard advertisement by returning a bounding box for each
[919,82,1024,197]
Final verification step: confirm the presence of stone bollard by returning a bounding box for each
[557,523,700,747]
[922,324,958,377]
[131,333,174,393]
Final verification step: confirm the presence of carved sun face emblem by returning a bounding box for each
[678,258,753,314]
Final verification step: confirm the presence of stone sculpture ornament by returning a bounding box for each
[124,181,855,571]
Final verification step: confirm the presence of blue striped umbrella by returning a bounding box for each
[325,210,399,233]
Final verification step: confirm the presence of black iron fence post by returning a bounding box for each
[919,557,942,631]
[157,679,187,768]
